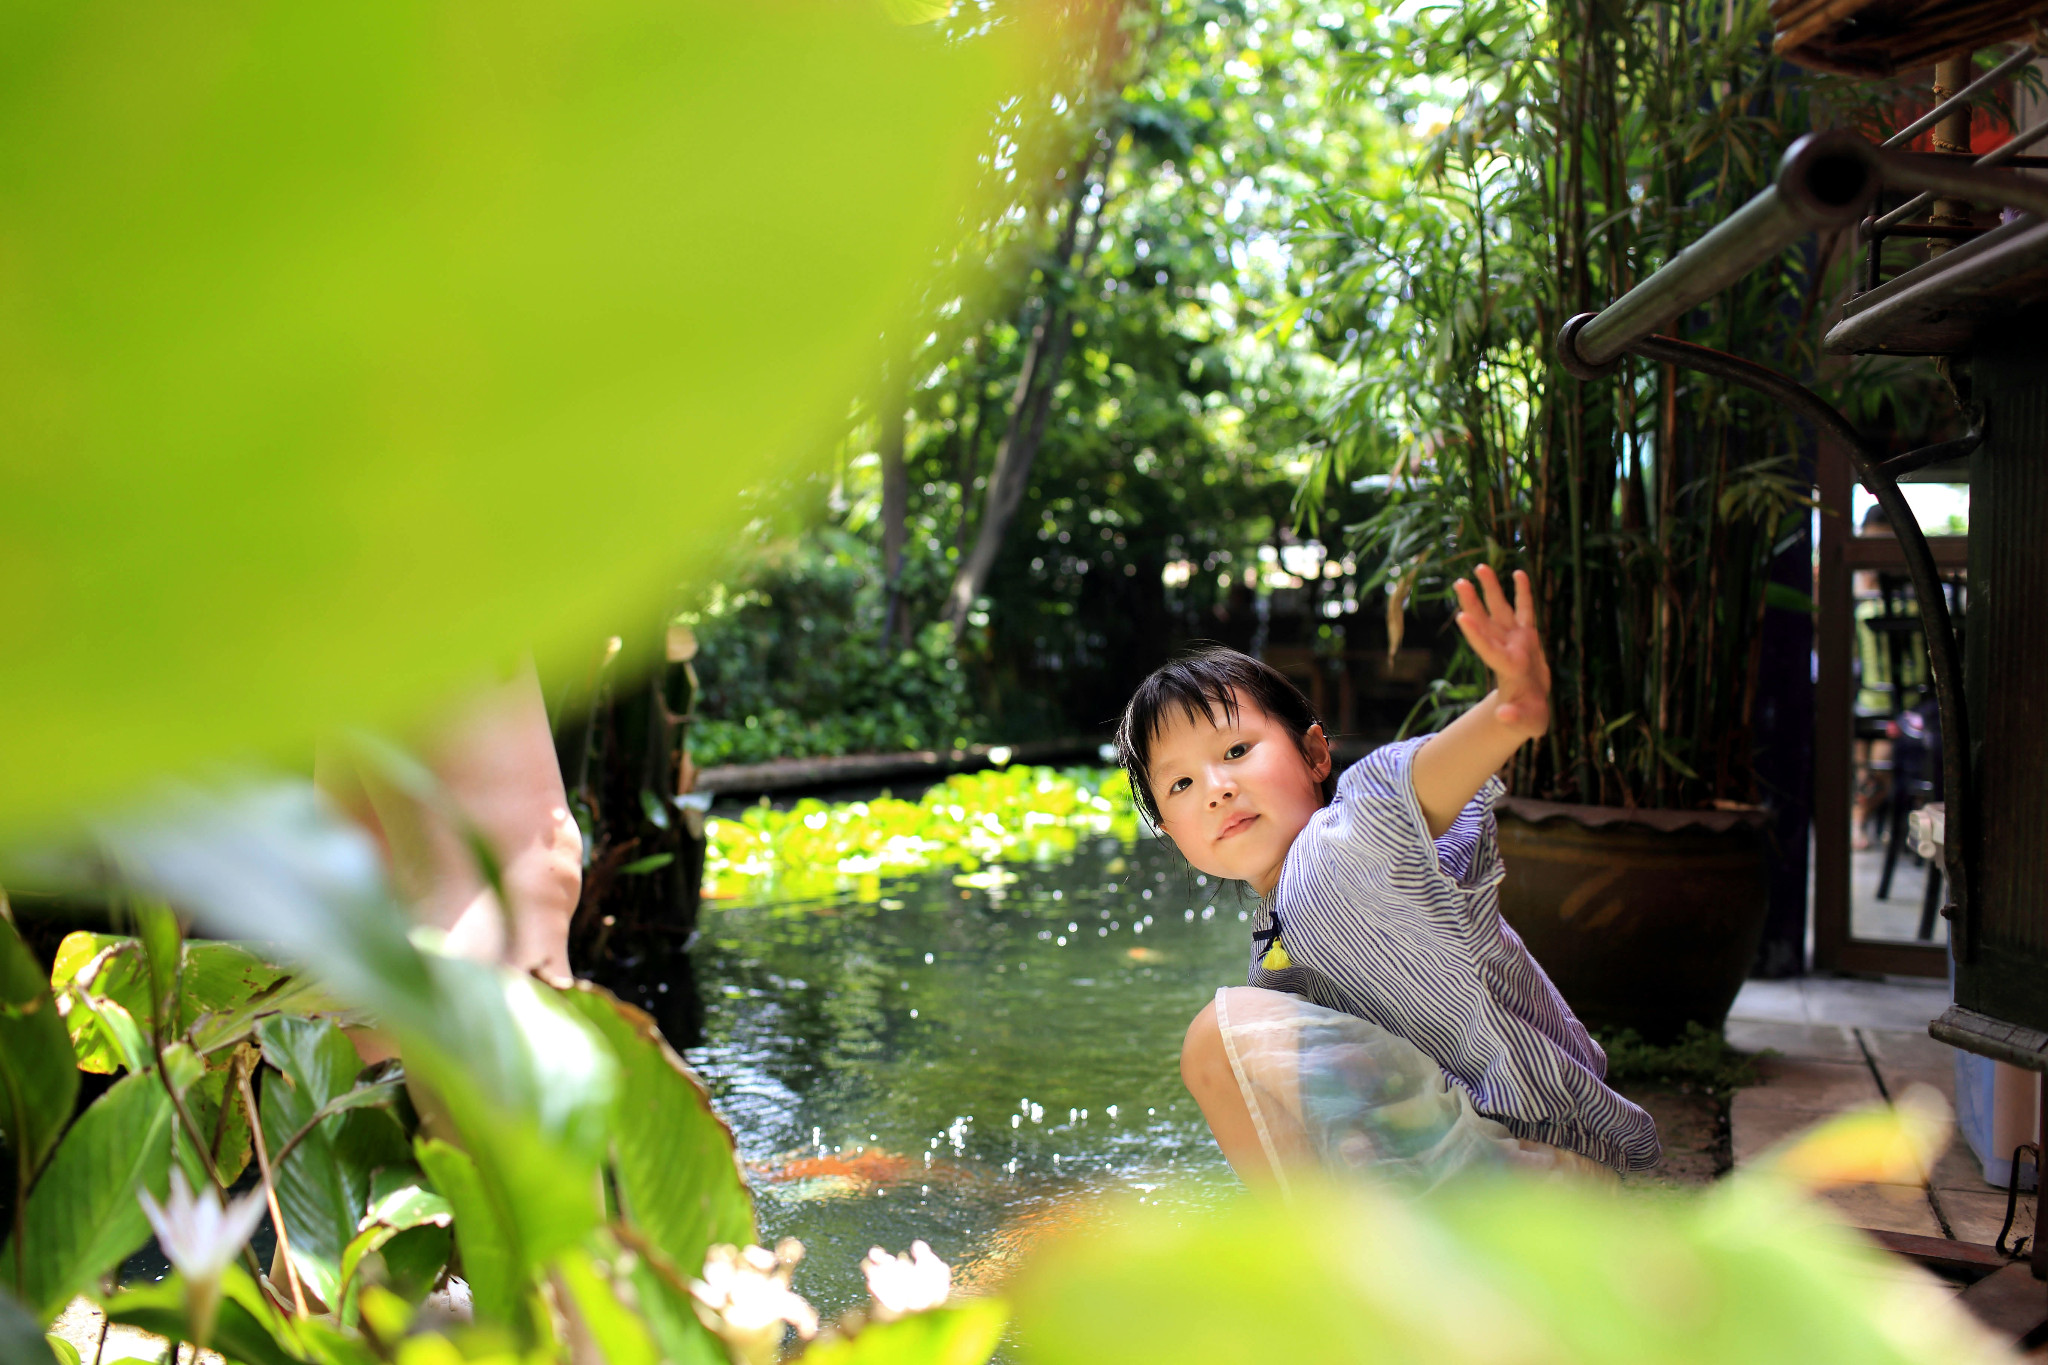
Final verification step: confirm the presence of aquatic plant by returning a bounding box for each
[703,767,1140,905]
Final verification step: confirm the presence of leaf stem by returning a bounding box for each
[237,1067,309,1317]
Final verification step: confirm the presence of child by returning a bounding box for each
[1116,566,1659,1190]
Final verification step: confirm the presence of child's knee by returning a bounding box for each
[1181,999,1229,1099]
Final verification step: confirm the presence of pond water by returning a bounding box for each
[676,830,1251,1312]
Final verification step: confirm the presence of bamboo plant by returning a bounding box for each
[1300,0,1857,810]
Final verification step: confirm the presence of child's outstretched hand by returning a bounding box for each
[1453,565,1550,741]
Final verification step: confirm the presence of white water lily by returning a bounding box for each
[860,1240,951,1320]
[137,1168,268,1345]
[689,1240,818,1365]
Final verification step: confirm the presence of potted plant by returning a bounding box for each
[1296,0,1862,1038]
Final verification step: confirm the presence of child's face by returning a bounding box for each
[1144,691,1330,895]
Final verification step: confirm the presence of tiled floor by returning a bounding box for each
[1724,978,2037,1252]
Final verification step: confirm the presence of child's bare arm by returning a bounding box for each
[1412,566,1550,838]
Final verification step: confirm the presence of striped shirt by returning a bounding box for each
[1247,736,1661,1172]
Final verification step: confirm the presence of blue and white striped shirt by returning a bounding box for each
[1247,736,1661,1172]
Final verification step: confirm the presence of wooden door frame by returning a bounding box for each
[1813,441,1967,977]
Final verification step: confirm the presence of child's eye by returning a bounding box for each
[1168,777,1190,795]
[1224,743,1249,760]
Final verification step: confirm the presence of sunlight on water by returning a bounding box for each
[685,834,1253,1311]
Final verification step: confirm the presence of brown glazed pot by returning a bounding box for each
[1495,797,1772,1043]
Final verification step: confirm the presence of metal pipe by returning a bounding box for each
[1626,334,1974,941]
[1882,45,2039,149]
[1870,119,2048,233]
[1557,133,1881,378]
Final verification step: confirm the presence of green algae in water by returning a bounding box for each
[687,833,1251,1314]
[701,766,1139,906]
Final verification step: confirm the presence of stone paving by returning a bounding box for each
[1724,977,2038,1251]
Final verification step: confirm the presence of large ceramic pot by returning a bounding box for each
[1495,797,1772,1043]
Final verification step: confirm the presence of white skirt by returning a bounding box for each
[1212,986,1619,1194]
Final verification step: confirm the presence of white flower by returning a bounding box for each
[859,1240,951,1320]
[690,1240,818,1365]
[137,1168,267,1346]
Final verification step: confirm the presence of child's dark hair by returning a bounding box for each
[1115,645,1334,828]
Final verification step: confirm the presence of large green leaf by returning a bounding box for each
[2,1069,172,1322]
[0,916,78,1187]
[0,0,1021,832]
[558,983,754,1274]
[256,1017,410,1309]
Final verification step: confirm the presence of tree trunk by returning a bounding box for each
[944,148,1107,638]
[878,331,911,654]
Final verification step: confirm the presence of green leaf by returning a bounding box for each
[51,932,309,1073]
[100,1269,307,1365]
[1763,581,1816,615]
[0,1286,58,1365]
[336,1168,452,1305]
[801,1303,1009,1365]
[0,915,80,1186]
[173,1053,253,1190]
[257,1017,409,1308]
[43,1334,79,1365]
[2,1069,173,1322]
[371,1225,451,1307]
[0,0,1021,834]
[413,1138,527,1336]
[557,983,755,1274]
[625,1255,729,1365]
[49,935,149,1074]
[618,853,675,876]
[134,901,183,1044]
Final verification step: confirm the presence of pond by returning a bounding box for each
[674,827,1250,1312]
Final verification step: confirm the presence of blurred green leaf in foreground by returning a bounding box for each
[0,0,1032,831]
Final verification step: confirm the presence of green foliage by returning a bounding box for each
[256,1017,414,1308]
[1595,1023,1761,1095]
[688,530,986,768]
[100,1268,307,1365]
[703,766,1138,904]
[0,0,1022,834]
